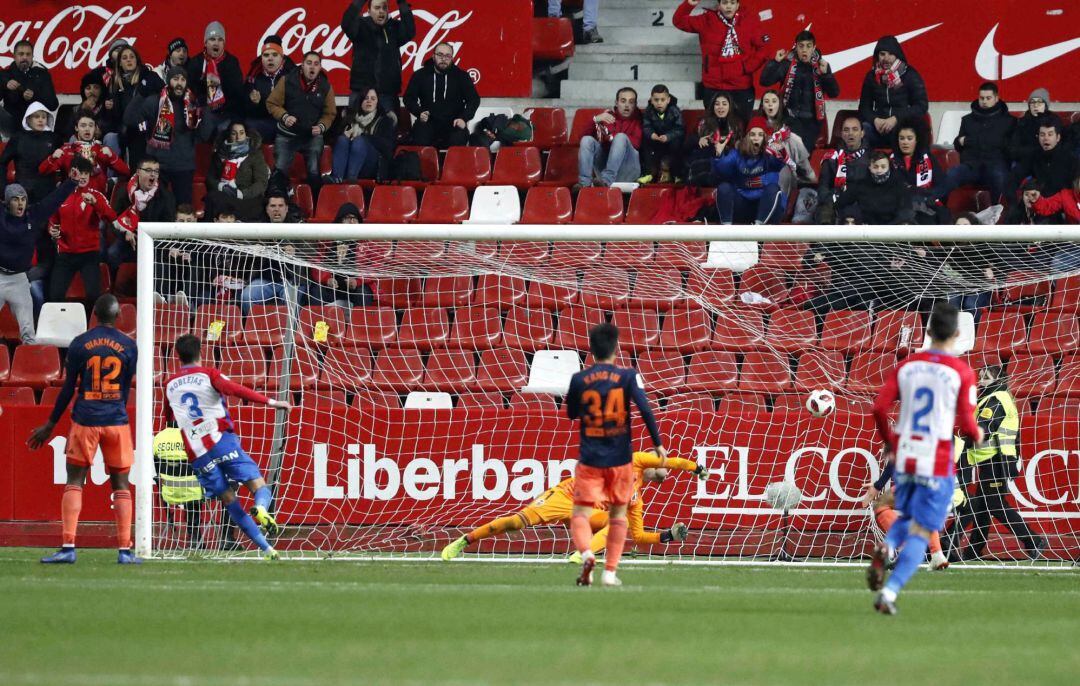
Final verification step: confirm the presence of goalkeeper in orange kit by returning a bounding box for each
[440,451,706,560]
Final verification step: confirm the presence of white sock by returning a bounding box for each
[602,570,618,583]
[581,550,595,562]
[931,550,948,567]
[880,588,897,603]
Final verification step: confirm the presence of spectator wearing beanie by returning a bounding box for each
[759,30,839,148]
[1009,88,1052,165]
[834,150,915,225]
[206,121,270,222]
[266,51,337,187]
[187,21,246,127]
[1010,118,1078,198]
[244,35,296,144]
[403,43,480,149]
[857,36,928,149]
[935,82,1015,207]
[577,87,643,188]
[155,38,190,83]
[712,115,787,224]
[0,40,59,138]
[673,0,771,118]
[39,109,130,196]
[341,0,415,114]
[329,87,396,183]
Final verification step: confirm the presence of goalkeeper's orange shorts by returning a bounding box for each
[573,462,634,507]
[66,424,133,474]
[521,487,575,524]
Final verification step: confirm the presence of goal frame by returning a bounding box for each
[133,222,1080,558]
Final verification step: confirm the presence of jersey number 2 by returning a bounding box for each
[911,387,935,433]
[180,392,204,420]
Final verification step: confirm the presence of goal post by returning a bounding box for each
[134,222,1080,565]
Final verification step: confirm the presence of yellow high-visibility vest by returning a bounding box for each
[966,390,1019,465]
[153,428,203,504]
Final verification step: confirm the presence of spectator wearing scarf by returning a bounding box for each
[243,35,296,143]
[39,110,130,195]
[816,115,870,224]
[711,115,788,224]
[759,30,839,150]
[186,21,245,126]
[890,119,949,225]
[109,156,177,272]
[206,122,270,221]
[858,35,928,148]
[265,51,337,186]
[329,87,396,182]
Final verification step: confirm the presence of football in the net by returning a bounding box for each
[805,389,836,418]
[764,481,803,512]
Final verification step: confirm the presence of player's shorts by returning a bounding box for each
[189,433,262,499]
[893,473,956,532]
[66,423,133,474]
[522,487,575,524]
[573,462,634,507]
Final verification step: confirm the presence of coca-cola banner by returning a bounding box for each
[0,0,533,97]
[2,406,1076,539]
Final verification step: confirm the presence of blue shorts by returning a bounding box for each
[189,433,262,499]
[893,473,956,532]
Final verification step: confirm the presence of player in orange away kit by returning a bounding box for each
[440,451,706,561]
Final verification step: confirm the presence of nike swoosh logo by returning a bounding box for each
[976,24,1080,79]
[823,24,943,74]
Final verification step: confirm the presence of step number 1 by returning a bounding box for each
[630,65,638,80]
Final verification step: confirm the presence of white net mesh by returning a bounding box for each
[145,233,1080,564]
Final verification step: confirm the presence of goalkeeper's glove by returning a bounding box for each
[693,464,709,481]
[660,522,689,543]
[952,488,968,510]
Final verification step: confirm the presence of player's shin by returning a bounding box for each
[225,500,271,551]
[570,512,593,554]
[112,489,133,549]
[884,532,930,596]
[604,517,628,573]
[252,485,272,512]
[61,485,83,547]
[884,516,910,556]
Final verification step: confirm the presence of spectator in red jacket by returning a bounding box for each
[47,157,122,305]
[39,110,129,195]
[1033,173,1080,225]
[577,87,643,189]
[673,0,771,118]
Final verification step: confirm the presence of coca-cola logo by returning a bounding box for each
[0,5,143,70]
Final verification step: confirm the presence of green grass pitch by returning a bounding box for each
[1,549,1077,686]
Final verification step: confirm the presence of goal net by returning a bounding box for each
[135,224,1080,566]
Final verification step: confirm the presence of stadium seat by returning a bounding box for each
[418,185,470,224]
[5,345,62,389]
[738,265,788,309]
[89,303,136,339]
[681,110,705,142]
[0,304,19,342]
[112,263,137,299]
[397,307,450,350]
[998,270,1051,306]
[738,351,792,394]
[314,184,366,222]
[35,302,87,347]
[870,310,923,354]
[628,268,683,311]
[573,187,624,224]
[403,392,453,409]
[718,392,768,415]
[391,146,440,187]
[659,305,713,353]
[706,241,760,274]
[297,305,349,347]
[391,240,448,264]
[424,348,477,392]
[242,305,289,346]
[1027,311,1079,357]
[219,345,268,389]
[267,345,319,391]
[39,386,62,407]
[321,347,372,390]
[474,274,527,309]
[1051,274,1080,314]
[935,110,966,147]
[1009,353,1056,399]
[636,349,687,396]
[767,308,817,353]
[554,304,606,350]
[352,389,401,409]
[457,392,505,409]
[1052,354,1080,398]
[154,303,191,345]
[1035,395,1080,416]
[538,146,580,187]
[439,147,491,188]
[973,309,1026,359]
[421,275,474,308]
[625,187,670,224]
[345,306,397,349]
[580,268,630,309]
[0,385,35,405]
[711,306,764,351]
[449,306,503,350]
[358,241,397,266]
[500,241,551,266]
[759,242,808,272]
[569,109,606,144]
[819,310,873,354]
[550,241,602,268]
[683,351,739,393]
[664,392,716,412]
[475,348,529,392]
[467,185,521,224]
[193,143,213,181]
[522,350,580,393]
[521,186,574,224]
[65,263,112,301]
[524,268,579,311]
[794,350,847,392]
[502,306,554,352]
[655,241,709,270]
[686,269,735,307]
[371,277,421,308]
[532,17,575,61]
[846,353,897,394]
[523,107,568,149]
[605,241,656,265]
[490,146,542,188]
[508,391,558,411]
[192,304,242,344]
[371,347,426,392]
[293,183,314,218]
[366,185,418,223]
[611,307,660,352]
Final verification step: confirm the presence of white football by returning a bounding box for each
[764,481,803,511]
[805,389,836,418]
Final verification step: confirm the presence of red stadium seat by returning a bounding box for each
[847,353,897,394]
[297,305,349,347]
[718,392,768,415]
[767,308,817,353]
[242,305,289,346]
[65,263,112,301]
[1027,311,1079,357]
[450,306,503,350]
[759,242,808,271]
[683,351,739,393]
[962,352,1002,377]
[322,347,372,390]
[973,309,1026,360]
[739,265,788,309]
[371,277,420,308]
[655,241,708,269]
[371,347,426,392]
[6,345,62,390]
[457,392,505,409]
[292,183,314,218]
[1036,395,1080,416]
[397,307,450,350]
[580,268,630,310]
[573,187,624,224]
[112,262,138,299]
[625,187,670,224]
[191,181,207,218]
[500,241,551,266]
[352,390,401,409]
[687,269,736,308]
[0,385,35,405]
[532,18,575,61]
[523,107,568,149]
[358,241,397,266]
[313,184,366,221]
[0,304,19,342]
[521,186,573,224]
[931,147,959,174]
[219,345,268,389]
[424,348,477,392]
[998,270,1051,305]
[554,304,606,350]
[681,110,705,142]
[819,310,873,354]
[664,392,716,412]
[439,147,491,188]
[90,303,136,339]
[418,185,470,224]
[569,109,606,144]
[738,351,792,394]
[0,345,8,382]
[1052,354,1080,398]
[475,348,529,391]
[871,310,923,354]
[267,345,319,391]
[1051,275,1080,314]
[508,391,558,411]
[628,268,683,311]
[391,240,447,265]
[39,386,62,406]
[659,305,713,353]
[392,146,440,187]
[502,306,554,352]
[366,185,418,223]
[524,267,579,311]
[421,275,474,308]
[549,241,602,265]
[474,274,527,309]
[636,349,687,396]
[794,350,847,392]
[1009,353,1056,399]
[345,307,398,349]
[301,389,348,407]
[538,146,580,187]
[604,241,656,265]
[610,307,660,352]
[193,143,212,182]
[711,306,764,351]
[192,304,242,344]
[490,146,543,188]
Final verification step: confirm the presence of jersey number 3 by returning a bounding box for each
[180,392,204,420]
[911,387,935,433]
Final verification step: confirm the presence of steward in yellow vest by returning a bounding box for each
[153,427,205,548]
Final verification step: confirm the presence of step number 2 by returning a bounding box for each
[652,10,665,26]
